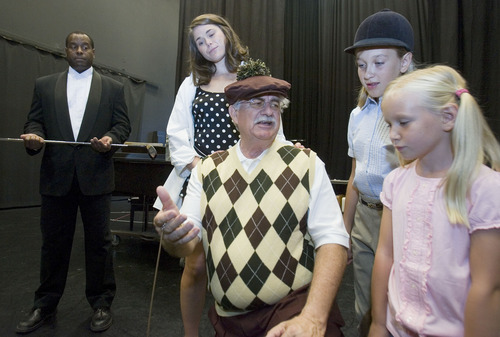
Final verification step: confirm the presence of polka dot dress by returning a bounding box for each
[192,87,239,157]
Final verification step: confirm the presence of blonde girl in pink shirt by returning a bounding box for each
[369,65,500,337]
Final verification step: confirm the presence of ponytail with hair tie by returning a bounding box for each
[455,88,469,98]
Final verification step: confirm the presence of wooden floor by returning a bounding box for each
[0,197,357,337]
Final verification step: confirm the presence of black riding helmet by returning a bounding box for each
[344,9,414,54]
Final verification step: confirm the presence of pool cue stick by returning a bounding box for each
[0,137,158,159]
[146,230,164,337]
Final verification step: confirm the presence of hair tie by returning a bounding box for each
[455,88,469,98]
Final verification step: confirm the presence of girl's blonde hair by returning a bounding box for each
[356,47,416,108]
[188,14,249,86]
[384,65,500,227]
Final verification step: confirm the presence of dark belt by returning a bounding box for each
[359,196,383,210]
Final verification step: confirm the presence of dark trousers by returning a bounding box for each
[33,179,116,314]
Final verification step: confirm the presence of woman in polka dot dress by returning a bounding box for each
[154,14,288,337]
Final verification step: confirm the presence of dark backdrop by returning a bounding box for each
[1,0,498,208]
[175,0,500,180]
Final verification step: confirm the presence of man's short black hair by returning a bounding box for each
[66,31,94,49]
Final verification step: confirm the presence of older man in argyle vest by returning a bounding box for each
[154,74,349,337]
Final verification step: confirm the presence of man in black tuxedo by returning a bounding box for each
[16,31,131,334]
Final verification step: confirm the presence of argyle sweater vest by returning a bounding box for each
[198,141,317,316]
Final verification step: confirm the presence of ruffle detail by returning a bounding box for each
[395,175,440,333]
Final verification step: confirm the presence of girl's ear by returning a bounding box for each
[441,103,458,132]
[400,52,413,74]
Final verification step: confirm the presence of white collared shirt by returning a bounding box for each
[236,142,269,174]
[67,66,93,140]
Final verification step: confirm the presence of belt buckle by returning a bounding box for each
[360,197,382,210]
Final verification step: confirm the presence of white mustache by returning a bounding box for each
[254,116,276,125]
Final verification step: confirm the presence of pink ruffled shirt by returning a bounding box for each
[380,162,500,337]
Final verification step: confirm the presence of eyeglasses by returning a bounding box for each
[239,98,282,112]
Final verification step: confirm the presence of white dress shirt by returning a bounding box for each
[67,66,93,140]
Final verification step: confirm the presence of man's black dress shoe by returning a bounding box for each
[15,308,55,334]
[90,307,113,332]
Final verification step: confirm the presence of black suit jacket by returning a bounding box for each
[24,69,131,196]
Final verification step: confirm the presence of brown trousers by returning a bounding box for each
[208,283,345,337]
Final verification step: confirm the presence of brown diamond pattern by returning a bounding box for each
[203,206,216,242]
[244,207,272,249]
[216,251,239,291]
[223,169,248,204]
[274,166,300,199]
[272,248,298,287]
[211,150,230,166]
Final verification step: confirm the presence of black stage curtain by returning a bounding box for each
[0,35,146,208]
[177,0,500,181]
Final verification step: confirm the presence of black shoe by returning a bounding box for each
[90,307,112,332]
[15,308,55,334]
